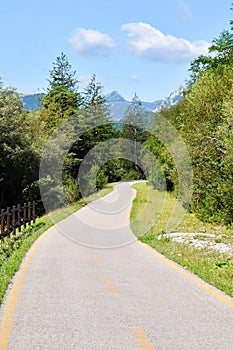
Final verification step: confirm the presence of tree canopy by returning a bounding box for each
[3,3,233,229]
[48,52,79,91]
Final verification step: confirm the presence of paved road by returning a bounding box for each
[0,182,233,349]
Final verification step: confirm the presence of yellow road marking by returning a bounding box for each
[141,242,233,309]
[131,327,156,350]
[90,253,100,265]
[0,228,53,350]
[103,276,120,297]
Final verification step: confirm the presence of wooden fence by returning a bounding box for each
[0,201,36,240]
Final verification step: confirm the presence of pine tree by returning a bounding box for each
[72,74,115,160]
[69,75,116,193]
[82,74,110,126]
[42,53,81,127]
[83,74,106,108]
[121,94,147,170]
[48,52,79,91]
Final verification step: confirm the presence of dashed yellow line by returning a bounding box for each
[103,276,120,298]
[141,242,233,310]
[0,228,53,350]
[90,253,100,266]
[131,327,156,350]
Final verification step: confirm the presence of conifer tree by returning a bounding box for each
[48,52,79,91]
[42,53,81,127]
[121,94,147,170]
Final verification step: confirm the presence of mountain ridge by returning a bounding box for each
[21,85,185,120]
[106,85,185,120]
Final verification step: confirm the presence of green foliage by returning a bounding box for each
[131,182,233,297]
[121,93,147,143]
[180,67,233,223]
[154,64,233,224]
[144,126,176,192]
[0,182,117,305]
[79,165,107,197]
[0,221,48,305]
[0,53,147,210]
[189,17,233,84]
[120,94,148,179]
[96,168,108,190]
[42,53,81,129]
[144,6,233,225]
[48,52,79,91]
[63,176,80,204]
[145,5,233,225]
[42,86,80,127]
[67,75,116,184]
[0,87,38,207]
[83,73,106,109]
[103,158,133,182]
[4,24,233,229]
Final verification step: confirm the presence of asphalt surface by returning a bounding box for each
[1,182,233,349]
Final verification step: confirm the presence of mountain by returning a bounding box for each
[106,91,159,121]
[141,100,163,111]
[106,91,130,121]
[154,84,185,111]
[106,85,185,121]
[20,85,185,121]
[106,91,126,103]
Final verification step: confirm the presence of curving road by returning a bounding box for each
[0,182,233,349]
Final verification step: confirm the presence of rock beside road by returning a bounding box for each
[158,232,233,256]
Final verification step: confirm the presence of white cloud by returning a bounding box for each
[177,0,194,22]
[122,22,210,63]
[68,28,116,57]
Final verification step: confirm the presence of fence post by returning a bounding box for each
[6,207,11,235]
[23,203,27,229]
[0,201,36,240]
[17,204,21,232]
[28,202,31,226]
[32,201,36,224]
[12,205,16,235]
[1,209,4,239]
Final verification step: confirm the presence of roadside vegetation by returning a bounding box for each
[0,183,116,305]
[0,54,146,212]
[131,182,233,297]
[1,2,233,303]
[3,5,233,225]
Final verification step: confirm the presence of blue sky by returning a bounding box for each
[0,1,232,101]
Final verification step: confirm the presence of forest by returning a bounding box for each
[1,12,233,226]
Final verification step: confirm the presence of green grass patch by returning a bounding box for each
[131,182,233,297]
[0,183,117,305]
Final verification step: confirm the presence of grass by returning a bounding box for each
[1,181,232,304]
[131,182,233,297]
[0,183,117,305]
